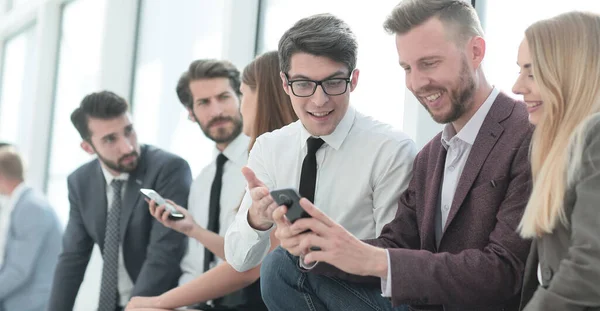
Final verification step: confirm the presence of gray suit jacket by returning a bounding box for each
[48,145,192,310]
[0,187,62,311]
[520,114,600,311]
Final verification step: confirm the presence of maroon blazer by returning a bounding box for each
[314,93,534,311]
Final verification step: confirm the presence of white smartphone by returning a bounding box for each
[140,188,185,221]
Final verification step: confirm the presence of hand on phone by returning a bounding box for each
[147,198,196,236]
[270,188,310,223]
[139,188,185,220]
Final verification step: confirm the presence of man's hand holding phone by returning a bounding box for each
[242,167,279,231]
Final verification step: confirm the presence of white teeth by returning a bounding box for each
[425,92,441,101]
[311,111,330,117]
[526,102,543,108]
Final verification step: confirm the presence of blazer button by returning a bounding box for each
[542,267,553,282]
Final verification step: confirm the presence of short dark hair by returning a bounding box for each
[70,91,129,140]
[278,13,358,74]
[180,59,241,109]
[383,0,483,46]
[176,71,191,108]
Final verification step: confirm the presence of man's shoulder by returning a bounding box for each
[13,190,57,223]
[254,121,300,147]
[68,158,99,182]
[352,112,413,145]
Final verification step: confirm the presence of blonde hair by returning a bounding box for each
[519,11,600,238]
[0,146,24,181]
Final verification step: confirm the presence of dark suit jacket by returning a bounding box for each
[314,93,534,311]
[48,145,192,310]
[520,114,600,311]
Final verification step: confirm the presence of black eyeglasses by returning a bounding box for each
[284,73,351,97]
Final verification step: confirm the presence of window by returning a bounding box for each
[46,0,107,226]
[257,0,406,130]
[0,25,36,159]
[481,0,600,97]
[131,0,227,177]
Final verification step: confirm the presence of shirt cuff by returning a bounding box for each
[380,249,392,297]
[241,206,273,241]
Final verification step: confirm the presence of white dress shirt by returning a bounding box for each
[179,134,250,285]
[101,168,135,307]
[381,87,499,296]
[225,106,417,272]
[0,183,27,267]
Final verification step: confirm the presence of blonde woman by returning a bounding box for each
[512,11,600,311]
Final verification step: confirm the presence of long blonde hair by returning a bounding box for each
[519,11,600,238]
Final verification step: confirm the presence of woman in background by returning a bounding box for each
[126,50,297,311]
[512,11,600,311]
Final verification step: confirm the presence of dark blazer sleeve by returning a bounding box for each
[48,175,95,311]
[315,134,532,306]
[130,156,191,297]
[523,125,600,311]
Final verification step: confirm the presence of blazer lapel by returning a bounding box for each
[421,141,447,251]
[120,146,146,239]
[92,162,109,248]
[443,101,507,232]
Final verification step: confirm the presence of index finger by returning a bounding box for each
[299,198,336,227]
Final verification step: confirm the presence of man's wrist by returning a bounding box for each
[368,247,389,278]
[247,209,272,231]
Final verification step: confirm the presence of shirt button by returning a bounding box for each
[448,165,455,171]
[443,204,450,211]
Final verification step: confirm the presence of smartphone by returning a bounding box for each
[140,188,185,221]
[270,188,309,223]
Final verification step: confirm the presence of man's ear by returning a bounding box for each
[349,69,360,92]
[80,140,95,155]
[186,108,195,122]
[468,36,486,69]
[280,72,291,96]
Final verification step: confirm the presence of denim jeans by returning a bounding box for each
[260,246,409,311]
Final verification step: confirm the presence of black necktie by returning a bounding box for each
[299,137,325,203]
[98,179,123,311]
[204,153,228,272]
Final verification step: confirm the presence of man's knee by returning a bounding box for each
[260,247,296,295]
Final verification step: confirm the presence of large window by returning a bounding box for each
[46,0,107,225]
[257,0,406,130]
[0,26,36,159]
[132,0,228,176]
[481,0,600,97]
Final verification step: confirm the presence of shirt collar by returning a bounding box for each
[441,87,499,149]
[214,133,250,166]
[299,105,356,151]
[101,165,129,186]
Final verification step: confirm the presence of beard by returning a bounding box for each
[96,149,139,173]
[419,57,476,124]
[198,114,243,144]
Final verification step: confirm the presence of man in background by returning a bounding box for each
[0,145,62,311]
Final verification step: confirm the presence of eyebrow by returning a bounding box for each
[195,91,231,103]
[289,70,349,80]
[100,124,133,141]
[399,56,442,67]
[517,62,532,69]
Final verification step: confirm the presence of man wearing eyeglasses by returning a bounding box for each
[224,13,417,279]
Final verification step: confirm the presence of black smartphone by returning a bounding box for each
[270,188,309,223]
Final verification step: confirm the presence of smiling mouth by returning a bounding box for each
[525,101,543,108]
[309,111,332,117]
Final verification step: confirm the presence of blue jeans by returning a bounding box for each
[260,247,408,311]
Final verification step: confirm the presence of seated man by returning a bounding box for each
[48,91,192,311]
[0,146,62,311]
[224,13,416,275]
[263,1,533,311]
